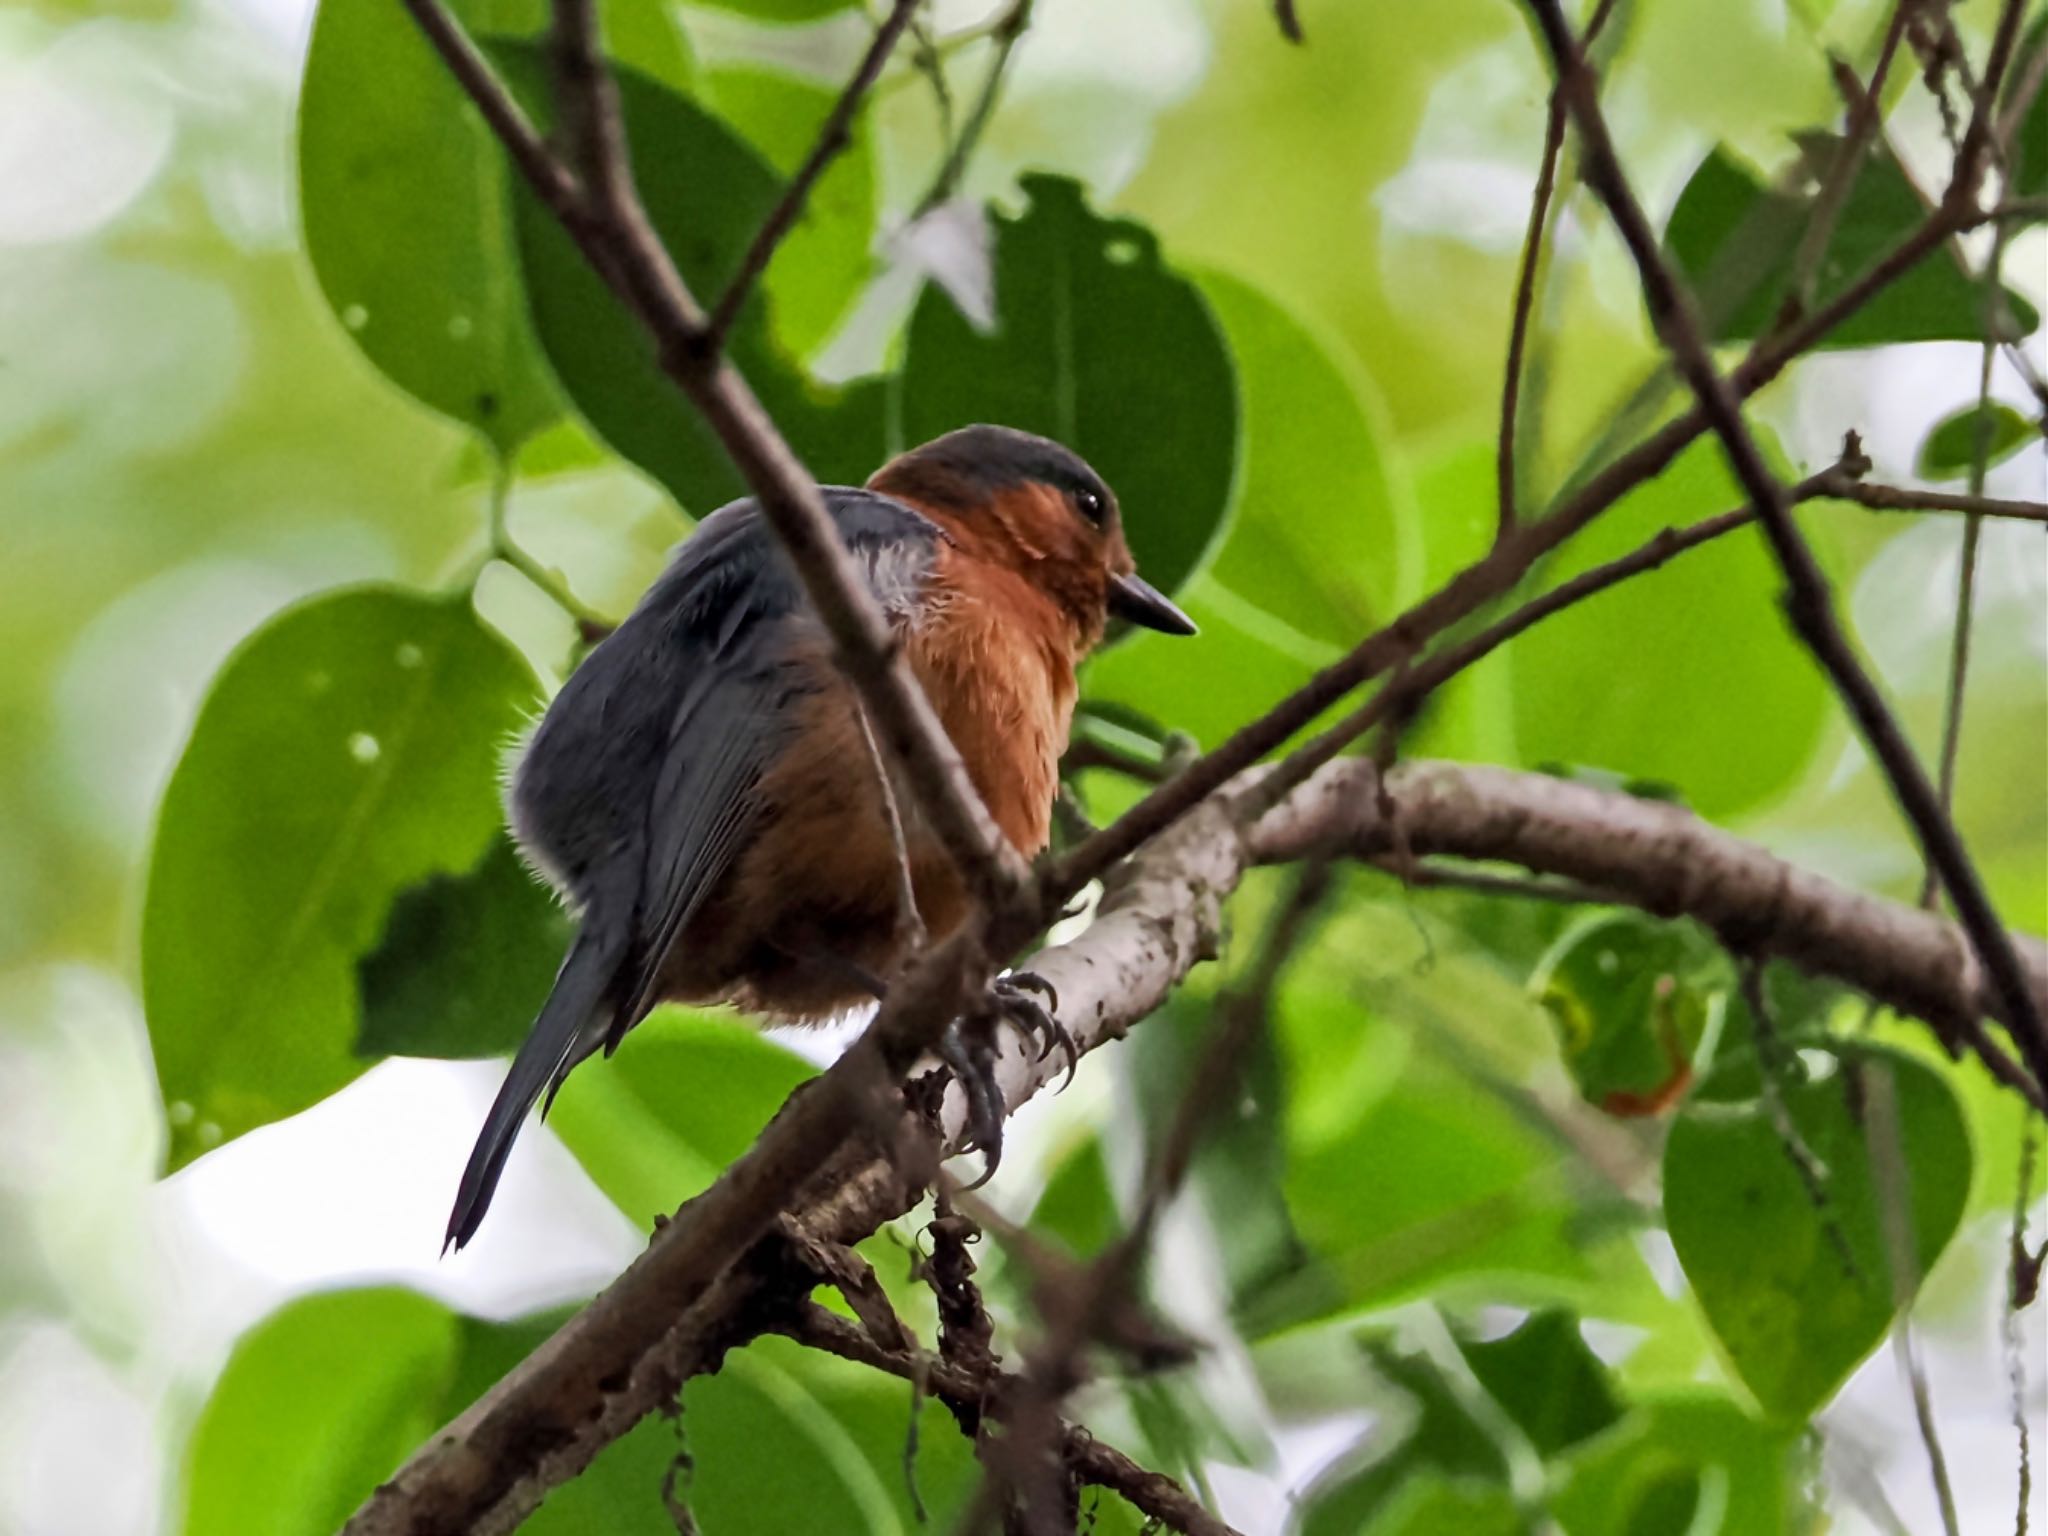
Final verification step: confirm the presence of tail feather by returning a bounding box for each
[445,925,620,1252]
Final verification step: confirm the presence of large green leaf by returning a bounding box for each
[901,174,1239,601]
[546,1007,817,1228]
[507,51,890,511]
[354,833,573,1061]
[1508,436,1831,819]
[1085,270,1406,747]
[177,1288,463,1536]
[144,589,536,1168]
[1664,1043,1972,1420]
[1664,138,2039,347]
[300,0,559,450]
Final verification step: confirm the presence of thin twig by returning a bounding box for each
[484,458,614,641]
[1820,473,2048,521]
[911,0,1033,219]
[1788,0,1922,319]
[1863,1055,1962,1536]
[2011,1128,2040,1536]
[1274,0,1303,43]
[706,0,922,343]
[1523,0,2048,1096]
[1496,0,1624,540]
[781,1304,1243,1536]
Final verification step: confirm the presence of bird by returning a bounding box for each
[445,424,1197,1250]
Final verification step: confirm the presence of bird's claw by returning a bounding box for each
[936,971,1076,1190]
[992,971,1077,1086]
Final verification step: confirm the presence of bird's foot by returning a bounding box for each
[937,971,1075,1189]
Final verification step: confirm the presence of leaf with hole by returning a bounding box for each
[1663,1043,1971,1420]
[144,588,536,1169]
[901,174,1239,602]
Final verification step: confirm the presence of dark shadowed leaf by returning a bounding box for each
[1664,139,2038,347]
[1456,1310,1624,1457]
[1664,1043,1971,1420]
[901,174,1239,600]
[545,1008,817,1229]
[2005,14,2048,201]
[1084,269,1401,748]
[355,834,573,1061]
[144,589,536,1169]
[1914,399,2036,479]
[505,51,890,513]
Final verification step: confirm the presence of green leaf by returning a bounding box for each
[1085,270,1404,748]
[1664,139,2039,347]
[546,1007,816,1227]
[703,65,878,360]
[299,0,562,451]
[1663,1043,1972,1420]
[692,0,852,18]
[1508,436,1832,819]
[506,51,890,511]
[2004,14,2048,201]
[1914,400,2036,479]
[1456,1311,1624,1457]
[1530,913,1714,1114]
[1553,1392,1816,1536]
[144,589,536,1169]
[354,834,573,1060]
[901,174,1239,600]
[177,1288,462,1536]
[530,1345,908,1535]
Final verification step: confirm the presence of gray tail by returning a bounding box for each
[445,924,621,1252]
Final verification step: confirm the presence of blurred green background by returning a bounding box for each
[0,0,2043,1531]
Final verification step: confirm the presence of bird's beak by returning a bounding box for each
[1108,573,1198,636]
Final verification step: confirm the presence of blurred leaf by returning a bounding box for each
[1456,1310,1623,1457]
[1292,1342,1513,1536]
[1261,1002,1594,1329]
[1665,139,2039,346]
[1914,399,2036,479]
[1508,436,1831,819]
[2005,14,2048,201]
[902,174,1238,600]
[178,1288,461,1536]
[1663,1043,1971,1420]
[704,65,878,360]
[1085,269,1403,747]
[546,1008,816,1227]
[531,1344,906,1535]
[1027,1134,1123,1258]
[144,589,535,1169]
[692,0,852,17]
[354,833,573,1060]
[1531,913,1714,1115]
[1553,1392,1815,1536]
[506,51,890,512]
[299,0,561,451]
[1129,985,1307,1315]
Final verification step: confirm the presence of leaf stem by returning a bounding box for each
[480,453,613,639]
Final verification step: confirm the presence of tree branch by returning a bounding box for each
[1521,0,2048,1095]
[344,757,2048,1534]
[706,0,923,343]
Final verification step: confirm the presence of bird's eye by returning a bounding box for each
[1075,489,1105,525]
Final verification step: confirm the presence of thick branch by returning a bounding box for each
[345,757,2047,1534]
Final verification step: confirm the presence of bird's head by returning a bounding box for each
[868,424,1197,647]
